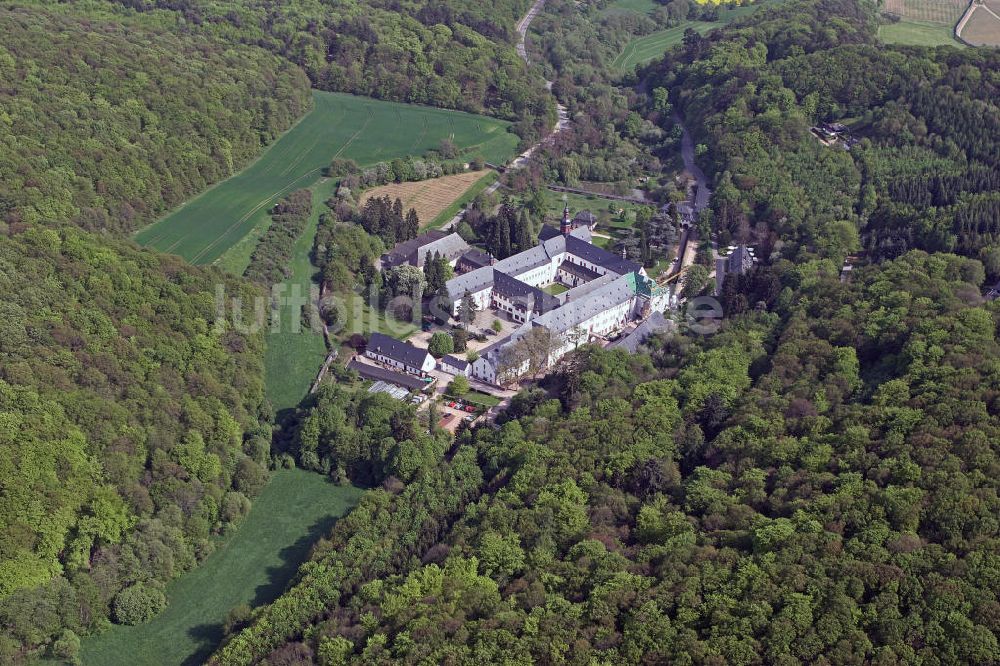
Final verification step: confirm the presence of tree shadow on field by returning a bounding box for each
[181,501,345,665]
[252,511,342,606]
[183,623,224,666]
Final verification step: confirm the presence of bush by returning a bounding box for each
[112,584,166,625]
[448,375,470,395]
[50,629,81,665]
[428,332,454,358]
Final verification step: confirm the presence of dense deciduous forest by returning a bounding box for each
[206,1,999,664]
[643,0,1000,272]
[0,228,270,659]
[0,2,313,659]
[0,3,311,233]
[33,0,555,142]
[214,249,999,664]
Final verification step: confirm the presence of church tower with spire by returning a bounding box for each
[560,202,572,235]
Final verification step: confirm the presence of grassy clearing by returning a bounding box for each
[445,389,502,408]
[135,91,518,265]
[612,22,716,71]
[80,469,362,666]
[611,0,782,72]
[359,170,492,228]
[880,19,965,45]
[427,171,499,229]
[264,178,338,415]
[602,0,659,15]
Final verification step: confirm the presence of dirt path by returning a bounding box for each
[510,0,570,170]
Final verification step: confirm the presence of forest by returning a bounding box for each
[0,3,311,233]
[206,0,999,663]
[213,250,999,665]
[0,1,312,659]
[1,0,999,660]
[0,227,271,660]
[642,0,1000,272]
[32,0,555,143]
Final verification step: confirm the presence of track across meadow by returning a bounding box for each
[134,91,518,265]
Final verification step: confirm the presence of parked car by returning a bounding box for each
[465,406,476,413]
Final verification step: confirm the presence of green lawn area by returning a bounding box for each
[135,90,518,265]
[611,0,783,72]
[879,20,964,47]
[543,282,570,295]
[445,388,501,408]
[602,0,658,15]
[541,190,651,231]
[80,469,362,666]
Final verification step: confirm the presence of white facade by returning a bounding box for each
[365,349,435,376]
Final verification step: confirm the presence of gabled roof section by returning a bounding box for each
[457,248,493,270]
[493,270,560,313]
[446,264,495,301]
[533,272,639,335]
[565,234,641,275]
[348,358,428,390]
[416,233,470,267]
[383,229,448,267]
[366,332,431,369]
[441,354,469,370]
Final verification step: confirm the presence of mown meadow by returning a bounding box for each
[79,469,362,666]
[135,91,518,265]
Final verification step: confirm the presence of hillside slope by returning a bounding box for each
[0,3,311,233]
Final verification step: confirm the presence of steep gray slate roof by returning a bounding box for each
[559,260,601,282]
[565,234,641,275]
[383,229,448,268]
[533,272,638,335]
[457,249,493,271]
[494,244,554,276]
[574,210,597,226]
[348,358,428,390]
[557,272,620,305]
[416,233,470,267]
[447,264,495,301]
[366,332,430,368]
[441,354,469,370]
[610,311,674,353]
[492,270,560,313]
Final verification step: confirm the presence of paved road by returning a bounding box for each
[443,0,569,231]
[674,112,711,212]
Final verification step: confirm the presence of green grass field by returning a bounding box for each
[135,91,518,265]
[611,1,781,72]
[880,19,965,46]
[80,469,362,666]
[263,178,336,414]
[602,0,659,15]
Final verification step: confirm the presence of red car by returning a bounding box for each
[465,406,476,413]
